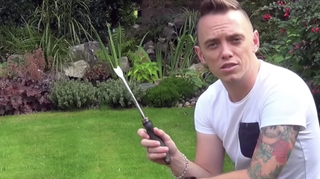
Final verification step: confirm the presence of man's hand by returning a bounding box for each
[137,127,179,165]
[247,125,300,178]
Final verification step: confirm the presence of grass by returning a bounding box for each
[0,107,234,178]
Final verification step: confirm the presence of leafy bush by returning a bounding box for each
[49,79,98,110]
[159,76,197,99]
[0,74,54,116]
[0,0,140,44]
[0,48,56,116]
[127,47,160,83]
[259,0,320,85]
[83,61,111,86]
[143,85,180,108]
[309,81,320,121]
[96,79,145,108]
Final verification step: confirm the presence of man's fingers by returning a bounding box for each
[153,127,172,143]
[147,152,167,160]
[137,128,149,139]
[141,139,160,147]
[147,146,169,153]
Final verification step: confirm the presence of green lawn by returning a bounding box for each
[0,107,234,178]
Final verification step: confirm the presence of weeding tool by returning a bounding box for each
[113,66,172,165]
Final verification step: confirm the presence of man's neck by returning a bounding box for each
[224,58,261,102]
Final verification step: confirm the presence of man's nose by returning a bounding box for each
[221,42,233,60]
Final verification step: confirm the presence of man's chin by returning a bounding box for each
[219,75,242,85]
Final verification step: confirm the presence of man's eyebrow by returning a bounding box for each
[203,33,245,45]
[228,33,245,39]
[204,38,218,45]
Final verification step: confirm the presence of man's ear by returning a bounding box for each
[252,30,260,53]
[194,46,206,64]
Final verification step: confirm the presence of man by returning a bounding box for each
[137,0,320,178]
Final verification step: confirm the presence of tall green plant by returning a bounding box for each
[92,23,120,79]
[168,8,198,72]
[32,0,93,45]
[5,20,72,72]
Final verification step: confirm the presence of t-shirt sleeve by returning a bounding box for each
[194,93,216,135]
[260,81,309,131]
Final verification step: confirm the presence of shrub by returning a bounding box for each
[309,82,320,122]
[0,74,54,116]
[259,0,320,85]
[143,85,180,108]
[83,61,111,86]
[159,76,197,99]
[96,79,145,108]
[0,48,56,116]
[49,79,98,110]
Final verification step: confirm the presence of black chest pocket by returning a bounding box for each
[238,122,260,158]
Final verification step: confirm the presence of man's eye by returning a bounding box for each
[233,38,241,42]
[208,43,217,48]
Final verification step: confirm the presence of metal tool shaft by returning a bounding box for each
[119,78,146,119]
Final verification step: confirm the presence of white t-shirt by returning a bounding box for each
[194,60,320,179]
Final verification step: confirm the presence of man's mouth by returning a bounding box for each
[221,63,237,69]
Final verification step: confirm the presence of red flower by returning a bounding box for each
[281,28,286,34]
[285,8,290,13]
[276,1,286,5]
[272,140,291,163]
[283,8,290,18]
[263,14,271,20]
[312,27,319,33]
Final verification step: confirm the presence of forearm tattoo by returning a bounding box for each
[247,125,300,179]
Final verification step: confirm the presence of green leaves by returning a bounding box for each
[261,0,320,84]
[127,47,160,83]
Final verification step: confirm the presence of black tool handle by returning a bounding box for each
[143,119,172,165]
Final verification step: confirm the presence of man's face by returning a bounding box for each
[194,10,260,84]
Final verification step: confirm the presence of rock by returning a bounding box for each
[133,24,139,29]
[63,60,90,78]
[162,26,176,40]
[147,49,155,54]
[69,41,101,67]
[158,38,166,43]
[190,97,197,103]
[156,41,168,53]
[154,78,163,85]
[174,16,186,29]
[188,63,208,74]
[7,54,24,61]
[184,101,190,107]
[143,41,154,50]
[168,22,175,27]
[140,83,156,91]
[178,103,183,108]
[119,56,130,73]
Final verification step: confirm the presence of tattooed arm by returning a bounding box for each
[199,125,300,179]
[247,125,300,178]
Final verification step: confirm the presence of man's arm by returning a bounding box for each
[169,132,225,178]
[200,124,300,179]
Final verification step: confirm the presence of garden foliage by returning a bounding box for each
[49,79,98,111]
[96,79,145,108]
